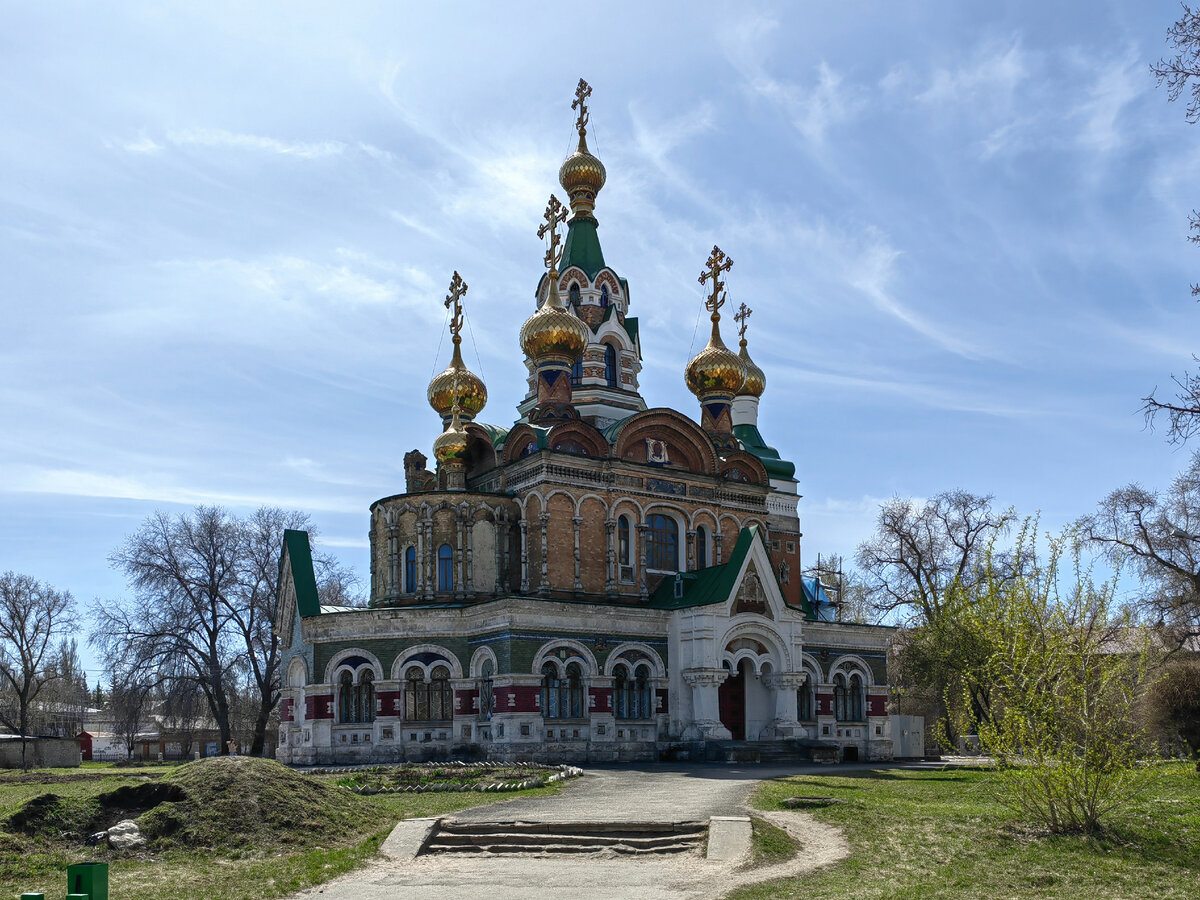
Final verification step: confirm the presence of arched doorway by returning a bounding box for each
[718,660,747,740]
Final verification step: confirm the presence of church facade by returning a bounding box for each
[274,82,894,766]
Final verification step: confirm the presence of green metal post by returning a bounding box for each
[65,860,108,900]
[19,893,45,900]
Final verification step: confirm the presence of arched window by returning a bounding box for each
[646,514,679,571]
[614,666,630,719]
[357,670,375,723]
[618,515,632,582]
[695,525,708,570]
[568,283,580,306]
[634,664,651,719]
[339,670,354,723]
[404,546,416,593]
[479,659,494,721]
[600,284,609,308]
[541,661,584,719]
[849,673,864,722]
[834,673,847,722]
[604,344,617,387]
[404,665,453,722]
[437,544,453,592]
[798,677,814,722]
[570,357,583,386]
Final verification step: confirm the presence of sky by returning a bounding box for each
[2,2,1199,681]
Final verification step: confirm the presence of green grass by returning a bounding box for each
[742,815,800,869]
[729,763,1200,900]
[0,758,561,900]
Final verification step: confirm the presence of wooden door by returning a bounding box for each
[718,667,745,740]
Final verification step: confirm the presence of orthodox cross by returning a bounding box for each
[699,245,733,315]
[538,194,568,275]
[734,302,752,341]
[572,78,592,136]
[444,271,467,342]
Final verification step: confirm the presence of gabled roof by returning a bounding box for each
[733,423,797,481]
[279,529,321,618]
[648,525,817,619]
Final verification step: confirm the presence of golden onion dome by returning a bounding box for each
[686,328,748,399]
[737,338,766,398]
[427,342,487,422]
[432,409,469,465]
[558,133,606,218]
[520,291,589,365]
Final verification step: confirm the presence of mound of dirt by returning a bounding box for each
[9,780,187,840]
[137,756,387,850]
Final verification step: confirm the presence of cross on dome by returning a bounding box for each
[538,194,569,278]
[734,302,752,341]
[444,271,467,343]
[572,78,592,137]
[699,245,733,318]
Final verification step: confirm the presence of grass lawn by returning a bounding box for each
[0,759,559,900]
[730,762,1200,900]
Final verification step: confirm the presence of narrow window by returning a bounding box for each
[570,357,583,386]
[604,344,617,387]
[339,670,354,723]
[634,664,651,719]
[798,678,814,721]
[566,662,584,719]
[404,546,416,593]
[834,674,847,722]
[358,670,375,723]
[618,516,630,566]
[430,665,453,721]
[437,544,453,591]
[479,659,494,721]
[405,667,427,721]
[695,525,708,570]
[600,284,609,308]
[646,514,679,571]
[614,666,630,719]
[568,283,580,306]
[850,674,864,721]
[541,662,561,719]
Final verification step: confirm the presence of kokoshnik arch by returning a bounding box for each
[273,80,894,764]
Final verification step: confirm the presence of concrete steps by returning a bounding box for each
[421,820,707,856]
[704,739,837,765]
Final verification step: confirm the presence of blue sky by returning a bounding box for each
[2,2,1198,680]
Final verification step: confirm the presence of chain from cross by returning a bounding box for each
[538,194,569,274]
[734,302,752,340]
[444,271,467,339]
[572,78,592,136]
[698,245,733,314]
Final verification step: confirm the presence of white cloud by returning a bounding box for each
[918,39,1028,107]
[1072,51,1143,155]
[165,127,348,158]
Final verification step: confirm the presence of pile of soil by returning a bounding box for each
[9,756,387,851]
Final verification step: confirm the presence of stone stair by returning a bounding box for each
[704,739,838,764]
[420,820,707,856]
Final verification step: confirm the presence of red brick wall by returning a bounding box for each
[306,694,333,720]
[816,693,834,716]
[455,688,479,716]
[589,686,612,713]
[868,694,887,717]
[280,699,294,723]
[495,684,541,713]
[377,690,402,717]
[656,688,669,715]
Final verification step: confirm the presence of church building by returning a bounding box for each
[274,81,894,765]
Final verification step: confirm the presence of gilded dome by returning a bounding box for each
[558,133,606,218]
[520,298,589,365]
[737,339,766,398]
[432,412,469,465]
[685,329,747,399]
[427,342,487,421]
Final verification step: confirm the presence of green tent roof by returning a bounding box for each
[561,217,606,278]
[733,423,797,481]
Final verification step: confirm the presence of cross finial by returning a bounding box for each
[734,302,752,341]
[444,271,467,344]
[572,78,592,137]
[538,194,569,276]
[698,245,734,316]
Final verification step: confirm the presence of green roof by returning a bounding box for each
[471,422,510,449]
[280,529,321,618]
[733,423,797,481]
[648,525,817,618]
[561,217,606,278]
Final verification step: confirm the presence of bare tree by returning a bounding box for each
[1145,5,1200,437]
[94,507,243,754]
[110,674,153,760]
[1079,453,1200,648]
[0,573,78,769]
[856,491,1015,622]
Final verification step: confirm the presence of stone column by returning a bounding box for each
[494,516,505,595]
[636,522,649,601]
[519,521,530,594]
[539,513,550,596]
[604,519,617,599]
[763,672,806,738]
[714,531,724,566]
[572,515,583,594]
[686,529,696,572]
[416,518,428,599]
[465,513,475,594]
[454,510,466,600]
[681,668,731,741]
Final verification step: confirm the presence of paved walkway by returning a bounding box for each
[288,762,910,900]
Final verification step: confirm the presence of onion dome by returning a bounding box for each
[520,272,588,366]
[432,406,469,465]
[737,337,766,398]
[559,131,606,220]
[685,327,748,398]
[428,342,487,422]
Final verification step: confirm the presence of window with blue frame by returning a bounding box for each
[404,546,416,593]
[437,544,453,591]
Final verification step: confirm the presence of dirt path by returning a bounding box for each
[288,762,855,900]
